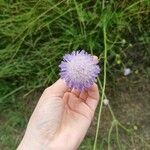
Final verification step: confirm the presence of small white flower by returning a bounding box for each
[103,99,109,105]
[121,39,126,44]
[133,125,138,130]
[129,43,132,47]
[124,68,131,76]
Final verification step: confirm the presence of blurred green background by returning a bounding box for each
[0,0,150,149]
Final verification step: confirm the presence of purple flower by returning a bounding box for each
[59,50,100,90]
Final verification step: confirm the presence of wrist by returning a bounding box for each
[18,137,77,150]
[17,133,48,150]
[17,137,39,150]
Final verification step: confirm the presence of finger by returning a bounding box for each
[86,83,100,111]
[45,79,69,98]
[67,92,80,108]
[79,90,88,101]
[93,55,98,64]
[71,88,81,98]
[63,92,70,104]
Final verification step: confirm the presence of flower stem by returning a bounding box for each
[93,26,107,150]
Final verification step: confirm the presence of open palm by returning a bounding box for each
[18,79,99,150]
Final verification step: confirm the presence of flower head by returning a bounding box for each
[59,50,100,90]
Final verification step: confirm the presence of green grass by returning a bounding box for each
[0,0,150,149]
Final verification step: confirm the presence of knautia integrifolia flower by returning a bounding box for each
[59,50,100,90]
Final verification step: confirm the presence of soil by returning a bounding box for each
[88,73,150,150]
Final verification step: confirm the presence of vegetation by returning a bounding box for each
[0,0,149,149]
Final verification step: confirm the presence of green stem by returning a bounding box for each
[108,104,116,120]
[116,124,122,150]
[117,121,131,133]
[102,0,105,10]
[108,120,115,150]
[93,26,107,150]
[0,86,24,103]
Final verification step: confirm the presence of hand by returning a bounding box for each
[18,79,99,150]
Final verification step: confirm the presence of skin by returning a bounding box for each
[17,79,99,150]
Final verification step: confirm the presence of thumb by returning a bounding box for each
[44,79,69,98]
